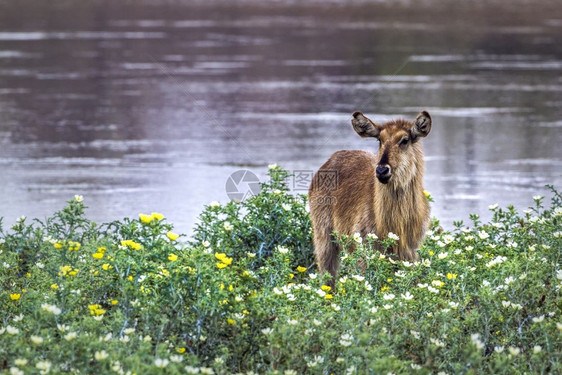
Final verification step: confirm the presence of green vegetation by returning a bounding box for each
[1,166,560,374]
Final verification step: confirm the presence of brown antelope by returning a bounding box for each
[309,111,432,282]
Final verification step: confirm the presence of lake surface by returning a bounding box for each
[0,0,561,234]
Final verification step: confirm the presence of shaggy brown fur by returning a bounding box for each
[309,111,432,282]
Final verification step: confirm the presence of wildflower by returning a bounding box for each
[268,163,278,169]
[41,303,62,315]
[532,315,545,323]
[446,273,457,280]
[424,190,431,199]
[478,231,489,240]
[92,252,103,259]
[340,333,353,347]
[36,361,51,373]
[428,286,439,294]
[227,318,236,325]
[533,345,542,353]
[167,231,180,241]
[209,201,220,207]
[325,294,333,300]
[438,252,448,260]
[488,203,498,210]
[353,232,363,244]
[68,241,81,251]
[9,293,21,301]
[508,347,520,356]
[383,293,395,300]
[223,222,233,231]
[401,292,414,301]
[14,359,27,367]
[10,367,23,375]
[321,285,332,292]
[470,333,484,350]
[101,263,111,270]
[95,350,109,360]
[74,195,83,202]
[533,195,543,201]
[449,301,459,309]
[297,266,307,273]
[431,280,444,288]
[30,335,44,345]
[388,232,399,241]
[176,347,186,354]
[139,213,154,224]
[6,325,19,335]
[366,233,378,240]
[168,253,178,261]
[502,300,511,308]
[88,304,106,316]
[120,239,141,250]
[64,332,77,341]
[170,355,183,363]
[494,346,504,353]
[430,338,445,348]
[277,246,289,254]
[151,212,164,220]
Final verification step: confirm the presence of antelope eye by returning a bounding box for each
[399,138,409,146]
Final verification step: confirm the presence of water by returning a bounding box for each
[1,0,561,234]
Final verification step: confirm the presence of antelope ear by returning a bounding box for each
[351,112,381,139]
[410,111,432,142]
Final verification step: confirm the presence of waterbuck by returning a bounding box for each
[309,111,432,282]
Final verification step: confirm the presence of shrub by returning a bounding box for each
[0,168,560,374]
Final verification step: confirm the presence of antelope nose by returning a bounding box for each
[376,165,391,177]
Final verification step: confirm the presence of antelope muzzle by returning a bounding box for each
[375,164,391,184]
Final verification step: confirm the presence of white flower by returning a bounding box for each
[366,233,378,240]
[95,350,109,361]
[123,328,135,335]
[352,275,365,282]
[470,333,484,350]
[388,232,399,241]
[533,195,543,201]
[64,332,77,341]
[383,304,392,310]
[508,347,520,356]
[202,240,211,247]
[261,328,273,335]
[277,246,289,254]
[40,303,61,315]
[200,368,215,375]
[154,358,169,368]
[14,359,27,366]
[370,306,378,314]
[448,301,459,309]
[504,276,515,285]
[284,371,297,375]
[556,270,562,280]
[533,345,542,354]
[494,346,504,353]
[428,286,439,294]
[6,325,19,335]
[411,364,422,370]
[313,319,322,326]
[339,333,353,347]
[401,292,414,301]
[143,335,152,342]
[478,231,489,240]
[30,335,44,344]
[395,270,407,278]
[501,300,511,308]
[170,355,183,363]
[532,315,545,323]
[438,252,448,260]
[309,273,317,280]
[430,338,445,347]
[443,234,454,244]
[268,163,278,169]
[488,203,498,210]
[282,203,291,211]
[74,195,83,202]
[287,319,298,325]
[209,201,220,207]
[223,221,233,231]
[422,259,431,267]
[353,232,363,244]
[35,361,51,373]
[383,293,395,300]
[410,330,420,339]
[10,367,24,375]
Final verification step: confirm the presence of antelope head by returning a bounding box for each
[351,111,432,186]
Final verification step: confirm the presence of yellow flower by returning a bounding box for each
[216,262,228,269]
[222,257,233,266]
[429,251,434,256]
[92,252,104,259]
[54,242,63,249]
[10,293,21,301]
[446,273,457,280]
[68,241,81,251]
[68,269,78,276]
[166,231,179,241]
[381,286,390,292]
[387,278,393,283]
[139,213,154,224]
[424,190,431,198]
[176,347,186,354]
[168,253,178,262]
[296,266,307,273]
[102,263,111,270]
[321,285,332,292]
[228,284,234,292]
[227,318,236,325]
[121,240,142,250]
[215,252,227,261]
[325,294,333,300]
[289,273,294,279]
[26,272,31,277]
[59,265,72,276]
[151,212,164,221]
[110,299,118,305]
[51,284,58,290]
[88,304,106,316]
[160,269,170,277]
[127,276,134,281]
[97,247,106,253]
